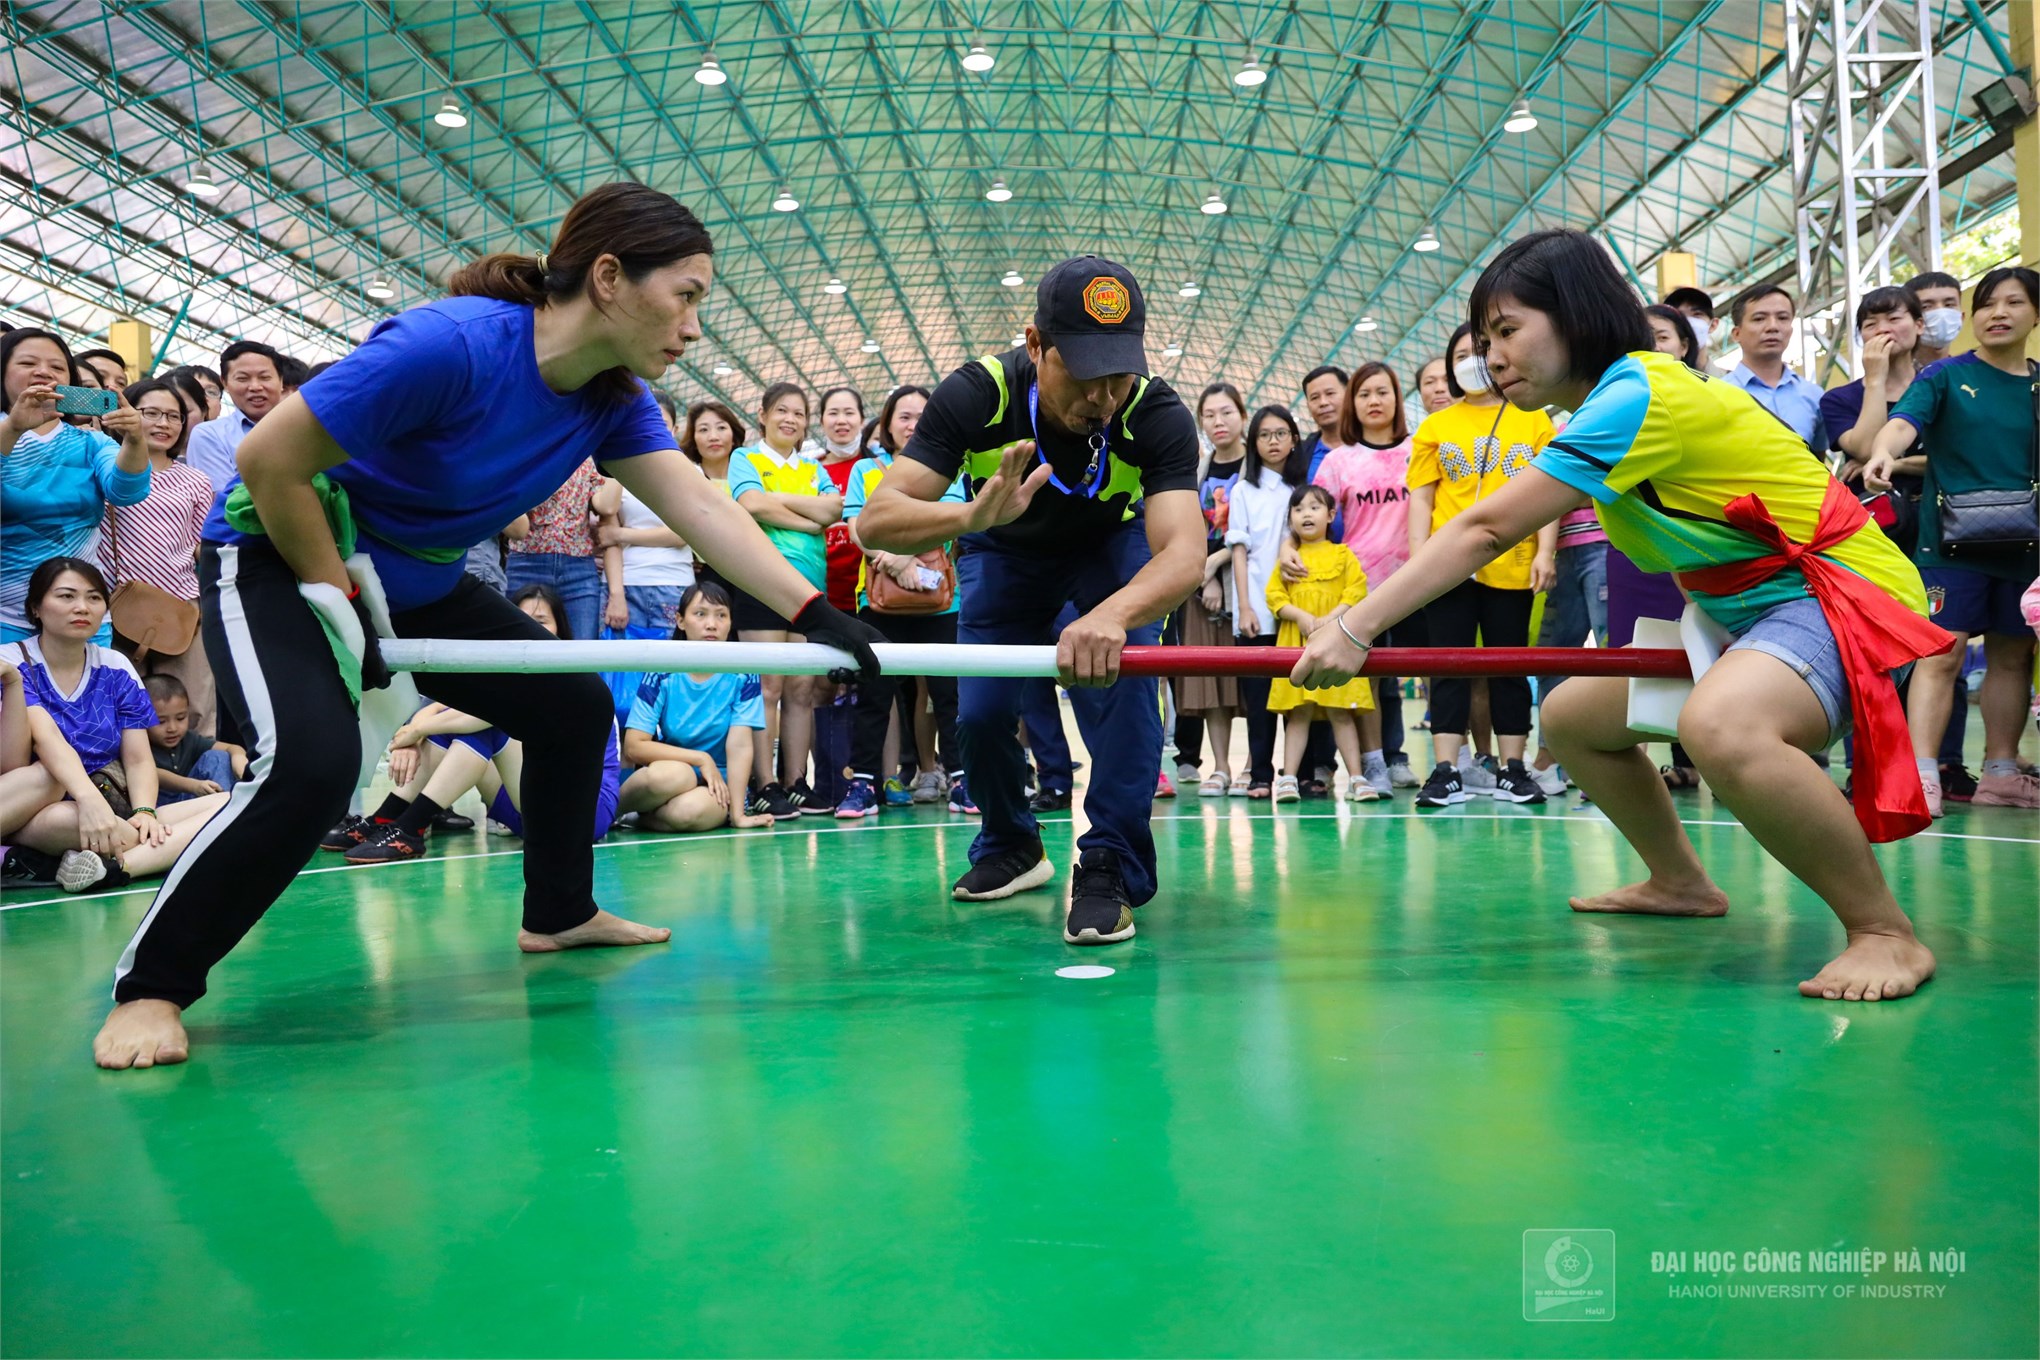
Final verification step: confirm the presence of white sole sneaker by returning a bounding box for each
[56,850,112,893]
[951,856,1056,901]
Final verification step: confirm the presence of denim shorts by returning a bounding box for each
[1726,596,1907,742]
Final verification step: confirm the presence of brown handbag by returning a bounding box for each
[867,548,956,615]
[104,505,201,660]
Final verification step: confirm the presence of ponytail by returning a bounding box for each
[447,254,550,307]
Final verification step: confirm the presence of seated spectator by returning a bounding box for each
[347,584,624,862]
[144,673,245,805]
[2,329,151,645]
[4,558,226,892]
[615,583,775,832]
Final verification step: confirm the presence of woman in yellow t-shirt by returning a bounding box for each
[1405,322,1558,806]
[1264,485,1375,804]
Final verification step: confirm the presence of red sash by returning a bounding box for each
[1678,480,1954,843]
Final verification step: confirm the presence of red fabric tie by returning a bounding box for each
[1678,480,1954,843]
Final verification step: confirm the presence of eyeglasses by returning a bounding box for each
[1256,430,1293,444]
[135,410,184,425]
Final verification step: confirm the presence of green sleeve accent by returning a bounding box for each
[975,355,1010,424]
[1118,377,1150,439]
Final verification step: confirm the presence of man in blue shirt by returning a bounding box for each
[1724,284,1829,458]
[183,341,288,496]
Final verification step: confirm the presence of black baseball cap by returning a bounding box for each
[1034,256,1149,380]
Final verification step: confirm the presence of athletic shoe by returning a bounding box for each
[319,814,374,852]
[346,826,428,863]
[881,777,913,808]
[947,774,980,815]
[1461,755,1500,797]
[1154,770,1176,799]
[1198,773,1229,798]
[1363,761,1392,798]
[1492,758,1548,804]
[910,770,947,804]
[486,818,518,836]
[1272,774,1301,803]
[1939,763,1978,803]
[1175,761,1200,787]
[1,845,62,887]
[57,850,130,894]
[1029,787,1073,813]
[835,777,880,819]
[1415,762,1468,808]
[1345,776,1381,803]
[952,841,1054,901]
[754,782,801,819]
[1974,770,2040,809]
[1921,772,1944,820]
[432,808,476,832]
[1530,763,1568,799]
[789,777,826,814]
[1387,757,1420,788]
[1064,848,1136,945]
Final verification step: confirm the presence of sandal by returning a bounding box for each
[1272,774,1301,803]
[1248,781,1272,800]
[1660,765,1701,790]
[1228,773,1252,798]
[1198,772,1229,798]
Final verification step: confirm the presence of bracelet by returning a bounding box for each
[1335,615,1373,652]
[130,806,158,818]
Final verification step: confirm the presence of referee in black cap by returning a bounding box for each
[857,255,1205,943]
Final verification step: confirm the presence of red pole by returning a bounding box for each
[1115,646,1692,679]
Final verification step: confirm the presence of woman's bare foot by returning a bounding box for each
[1799,930,1935,1002]
[1569,877,1731,917]
[93,999,189,1070]
[518,907,671,953]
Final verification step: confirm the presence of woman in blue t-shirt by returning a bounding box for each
[95,183,885,1072]
[616,582,774,832]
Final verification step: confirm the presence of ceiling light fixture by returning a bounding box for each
[1163,342,1184,358]
[771,188,800,212]
[1233,56,1268,88]
[824,277,847,295]
[1353,317,1378,333]
[434,96,468,129]
[1001,270,1024,287]
[1201,192,1229,215]
[985,179,1013,202]
[1413,228,1440,253]
[960,44,995,73]
[186,163,221,199]
[860,340,881,353]
[366,277,395,300]
[1503,100,1538,133]
[713,363,733,376]
[695,56,728,86]
[1179,282,1201,298]
[1011,332,1026,346]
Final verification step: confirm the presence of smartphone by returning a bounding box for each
[54,385,118,417]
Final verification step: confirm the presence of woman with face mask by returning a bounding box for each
[808,386,870,617]
[1403,324,1559,808]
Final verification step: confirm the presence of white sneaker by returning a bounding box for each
[1363,762,1392,797]
[1175,761,1200,787]
[1462,756,1501,796]
[1387,757,1419,788]
[911,769,947,804]
[1531,763,1568,798]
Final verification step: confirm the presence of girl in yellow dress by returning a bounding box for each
[1266,486,1378,804]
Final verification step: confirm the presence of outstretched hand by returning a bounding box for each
[967,441,1052,532]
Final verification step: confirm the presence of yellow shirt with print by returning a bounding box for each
[1407,399,1556,590]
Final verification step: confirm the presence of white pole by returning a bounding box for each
[378,639,1064,678]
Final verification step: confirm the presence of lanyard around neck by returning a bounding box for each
[1026,383,1110,499]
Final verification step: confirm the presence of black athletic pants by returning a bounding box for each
[1235,634,1280,785]
[847,609,958,776]
[1424,579,1534,739]
[113,542,614,1008]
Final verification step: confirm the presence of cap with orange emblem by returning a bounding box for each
[1034,256,1149,381]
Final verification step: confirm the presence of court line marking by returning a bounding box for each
[3,806,2031,914]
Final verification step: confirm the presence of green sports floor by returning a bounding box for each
[3,760,2036,1357]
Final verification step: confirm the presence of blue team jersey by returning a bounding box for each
[204,297,675,610]
[624,670,766,776]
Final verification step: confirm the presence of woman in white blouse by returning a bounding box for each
[1223,405,1309,797]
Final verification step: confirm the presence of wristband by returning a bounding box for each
[130,806,158,818]
[1335,615,1373,652]
[345,583,361,601]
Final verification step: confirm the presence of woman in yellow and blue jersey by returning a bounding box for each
[1291,228,1946,1007]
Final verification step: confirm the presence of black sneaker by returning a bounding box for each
[754,782,801,819]
[789,777,830,814]
[1,845,61,887]
[1492,758,1548,805]
[432,808,476,832]
[1064,848,1135,945]
[952,842,1055,901]
[1940,762,1979,803]
[1029,787,1073,813]
[346,825,428,864]
[319,814,376,852]
[1415,761,1468,808]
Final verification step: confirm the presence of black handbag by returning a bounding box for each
[1935,360,2039,558]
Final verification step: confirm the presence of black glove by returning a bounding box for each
[349,590,393,692]
[790,593,885,683]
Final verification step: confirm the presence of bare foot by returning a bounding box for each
[1569,878,1731,917]
[93,999,189,1070]
[518,907,671,954]
[1798,930,1936,1002]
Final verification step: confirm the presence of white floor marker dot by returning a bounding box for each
[1056,965,1115,980]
